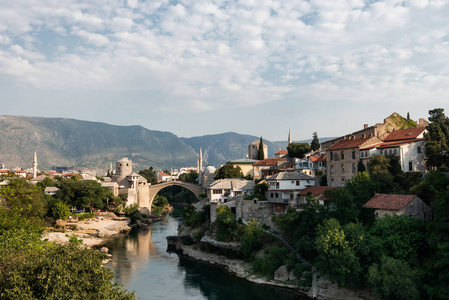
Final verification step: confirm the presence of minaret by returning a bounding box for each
[288,129,292,145]
[33,151,38,178]
[199,147,203,173]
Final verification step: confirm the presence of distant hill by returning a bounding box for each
[0,116,197,172]
[181,133,280,167]
[0,116,286,172]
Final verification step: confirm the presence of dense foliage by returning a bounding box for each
[138,167,158,184]
[214,163,244,179]
[258,137,265,160]
[0,182,135,299]
[178,170,199,183]
[425,108,449,169]
[287,143,311,159]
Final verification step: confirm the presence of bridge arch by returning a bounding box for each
[146,181,203,212]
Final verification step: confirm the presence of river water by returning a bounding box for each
[105,215,310,300]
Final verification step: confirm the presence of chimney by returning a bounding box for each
[364,124,368,129]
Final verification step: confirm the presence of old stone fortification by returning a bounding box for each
[210,195,274,227]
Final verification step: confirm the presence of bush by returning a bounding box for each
[252,244,290,278]
[240,219,264,259]
[51,202,70,220]
[215,206,237,241]
[368,256,419,300]
[76,212,96,221]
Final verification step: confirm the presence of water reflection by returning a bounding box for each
[105,216,309,300]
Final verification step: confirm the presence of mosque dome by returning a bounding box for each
[204,166,216,173]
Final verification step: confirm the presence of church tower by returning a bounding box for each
[33,151,38,178]
[288,129,292,145]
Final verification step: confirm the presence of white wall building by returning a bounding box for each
[207,179,255,203]
[267,171,316,214]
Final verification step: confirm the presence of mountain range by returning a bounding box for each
[0,115,333,172]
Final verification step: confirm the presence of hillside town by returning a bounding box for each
[1,110,449,300]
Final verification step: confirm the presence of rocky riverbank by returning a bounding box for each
[167,235,378,300]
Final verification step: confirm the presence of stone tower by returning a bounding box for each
[33,151,38,178]
[116,157,132,183]
[288,129,292,145]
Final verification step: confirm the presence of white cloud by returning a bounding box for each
[0,0,448,122]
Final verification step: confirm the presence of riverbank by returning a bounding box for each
[168,236,378,300]
[42,211,162,247]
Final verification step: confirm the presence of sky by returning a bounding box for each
[1,0,449,141]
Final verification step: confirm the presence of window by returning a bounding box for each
[271,193,274,198]
[389,149,392,155]
[380,149,383,155]
[213,189,222,194]
[360,151,364,158]
[290,194,293,200]
[409,161,413,172]
[291,181,294,184]
[330,152,334,160]
[341,151,344,159]
[296,180,299,186]
[342,177,345,182]
[330,165,334,174]
[341,165,344,174]
[394,149,397,156]
[352,150,355,159]
[275,193,279,198]
[417,147,422,154]
[352,163,356,174]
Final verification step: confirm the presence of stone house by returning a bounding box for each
[253,158,288,180]
[266,171,316,214]
[326,136,381,187]
[294,151,327,177]
[321,112,427,151]
[207,178,255,203]
[363,193,431,220]
[274,149,288,159]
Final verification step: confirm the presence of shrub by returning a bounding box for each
[51,202,70,220]
[215,206,237,241]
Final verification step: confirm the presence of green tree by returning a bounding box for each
[215,205,237,241]
[0,178,46,220]
[179,170,199,183]
[315,218,363,287]
[287,143,311,159]
[240,219,264,259]
[258,137,265,160]
[139,167,158,184]
[50,201,70,220]
[215,163,244,179]
[311,132,320,151]
[368,256,419,300]
[425,108,449,169]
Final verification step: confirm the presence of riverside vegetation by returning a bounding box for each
[181,109,449,300]
[0,177,136,299]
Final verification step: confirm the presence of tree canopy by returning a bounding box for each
[178,170,199,183]
[287,143,311,159]
[311,132,320,151]
[138,167,157,184]
[215,163,243,179]
[425,108,449,169]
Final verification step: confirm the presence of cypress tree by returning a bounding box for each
[258,137,265,160]
[311,132,320,151]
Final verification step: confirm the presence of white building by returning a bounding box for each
[207,178,255,203]
[375,127,427,172]
[267,171,316,214]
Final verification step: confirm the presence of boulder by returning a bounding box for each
[289,269,297,281]
[100,247,109,254]
[274,265,289,282]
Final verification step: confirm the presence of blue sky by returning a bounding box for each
[1,0,448,141]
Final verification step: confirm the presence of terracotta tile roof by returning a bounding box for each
[310,155,326,162]
[384,128,426,142]
[298,186,334,200]
[327,137,373,151]
[253,158,287,166]
[158,172,170,177]
[376,138,425,149]
[275,150,288,155]
[363,193,417,211]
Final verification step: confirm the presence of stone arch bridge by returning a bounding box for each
[144,181,203,211]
